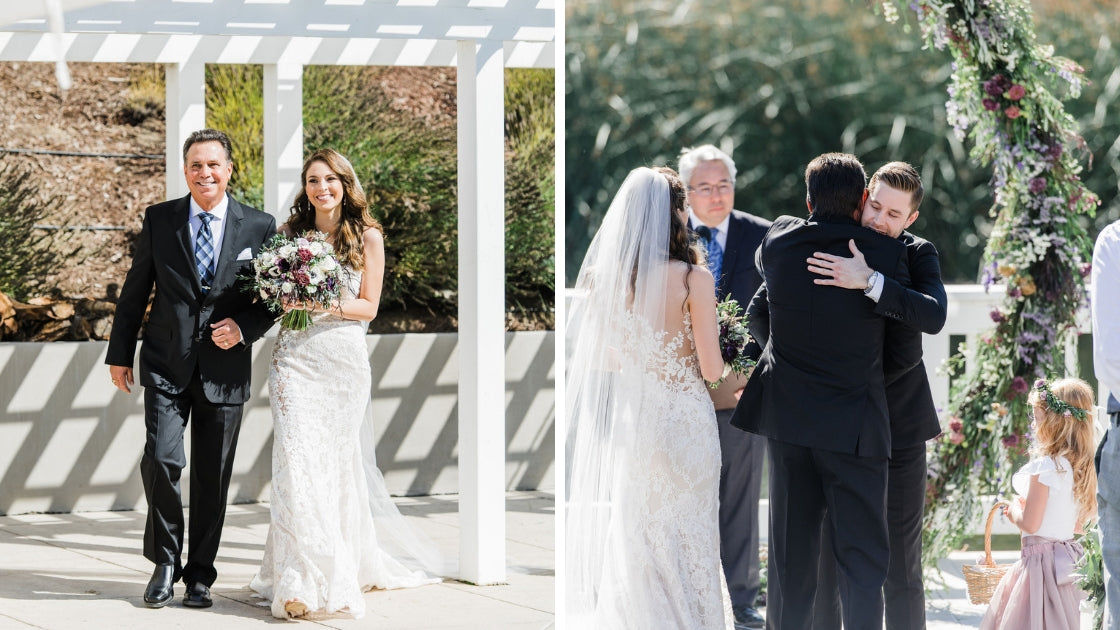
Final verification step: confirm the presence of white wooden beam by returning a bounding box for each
[0,33,556,68]
[164,61,205,200]
[263,62,302,223]
[456,38,506,586]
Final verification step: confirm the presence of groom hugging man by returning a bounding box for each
[106,129,277,609]
[731,153,917,630]
[679,145,771,629]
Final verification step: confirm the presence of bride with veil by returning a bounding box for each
[566,166,734,629]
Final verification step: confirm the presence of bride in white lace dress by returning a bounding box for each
[250,149,440,620]
[566,167,734,629]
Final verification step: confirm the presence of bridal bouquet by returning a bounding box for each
[247,231,342,331]
[709,296,756,389]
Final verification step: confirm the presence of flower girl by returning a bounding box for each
[981,377,1097,629]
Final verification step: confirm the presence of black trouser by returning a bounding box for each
[717,408,766,609]
[765,440,888,630]
[140,370,243,587]
[811,442,928,630]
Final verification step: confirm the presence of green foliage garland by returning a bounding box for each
[880,0,1101,569]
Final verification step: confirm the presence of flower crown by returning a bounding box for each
[1033,379,1089,422]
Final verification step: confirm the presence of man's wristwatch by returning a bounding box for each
[863,271,879,295]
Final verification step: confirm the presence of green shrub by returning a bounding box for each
[0,161,77,300]
[205,65,265,211]
[505,68,556,313]
[303,66,460,316]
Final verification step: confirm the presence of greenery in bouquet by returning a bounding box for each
[708,297,756,389]
[1076,524,1104,630]
[877,0,1099,572]
[248,232,343,331]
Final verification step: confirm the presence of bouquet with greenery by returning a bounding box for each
[708,296,756,389]
[248,231,342,331]
[1077,524,1104,630]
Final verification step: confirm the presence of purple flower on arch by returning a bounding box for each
[990,308,1006,323]
[1005,106,1022,119]
[1002,434,1020,448]
[1028,177,1047,194]
[1011,377,1030,394]
[982,98,1000,111]
[1007,84,1026,100]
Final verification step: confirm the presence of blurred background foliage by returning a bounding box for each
[202,64,554,328]
[565,0,1120,284]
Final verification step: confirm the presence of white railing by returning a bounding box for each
[926,285,1098,415]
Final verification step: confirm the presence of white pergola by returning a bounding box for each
[0,0,555,586]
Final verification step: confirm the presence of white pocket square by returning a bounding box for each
[236,248,253,261]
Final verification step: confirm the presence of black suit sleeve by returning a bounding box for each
[230,214,279,345]
[745,283,769,361]
[874,238,947,335]
[105,208,156,366]
[882,237,945,384]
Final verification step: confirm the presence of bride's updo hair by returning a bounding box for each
[287,148,383,270]
[655,167,701,266]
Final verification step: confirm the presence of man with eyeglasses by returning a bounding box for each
[678,144,771,630]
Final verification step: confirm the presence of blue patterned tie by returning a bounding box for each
[696,225,724,291]
[195,212,216,293]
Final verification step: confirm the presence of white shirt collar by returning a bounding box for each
[189,194,229,222]
[689,210,731,248]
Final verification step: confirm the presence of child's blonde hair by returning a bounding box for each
[1028,377,1098,525]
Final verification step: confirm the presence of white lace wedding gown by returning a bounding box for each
[250,267,438,619]
[590,309,734,629]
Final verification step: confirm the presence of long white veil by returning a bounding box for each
[565,167,675,623]
[358,403,450,581]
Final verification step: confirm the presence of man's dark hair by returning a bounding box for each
[182,129,234,163]
[869,161,924,214]
[804,152,866,219]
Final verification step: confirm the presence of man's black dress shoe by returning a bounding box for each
[183,582,213,608]
[143,564,175,608]
[733,604,766,630]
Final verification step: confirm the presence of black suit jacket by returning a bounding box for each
[692,210,771,410]
[106,194,278,404]
[730,213,910,458]
[742,230,946,451]
[882,232,946,447]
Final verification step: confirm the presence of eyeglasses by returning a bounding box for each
[688,183,733,197]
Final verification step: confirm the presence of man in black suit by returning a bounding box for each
[106,129,277,609]
[730,153,915,630]
[806,162,947,630]
[679,144,771,630]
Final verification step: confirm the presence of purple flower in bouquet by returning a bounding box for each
[708,296,756,389]
[244,231,343,330]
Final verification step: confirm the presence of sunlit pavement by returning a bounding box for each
[0,492,554,630]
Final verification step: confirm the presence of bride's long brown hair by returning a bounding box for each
[287,148,382,270]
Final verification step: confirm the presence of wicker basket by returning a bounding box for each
[962,501,1014,605]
